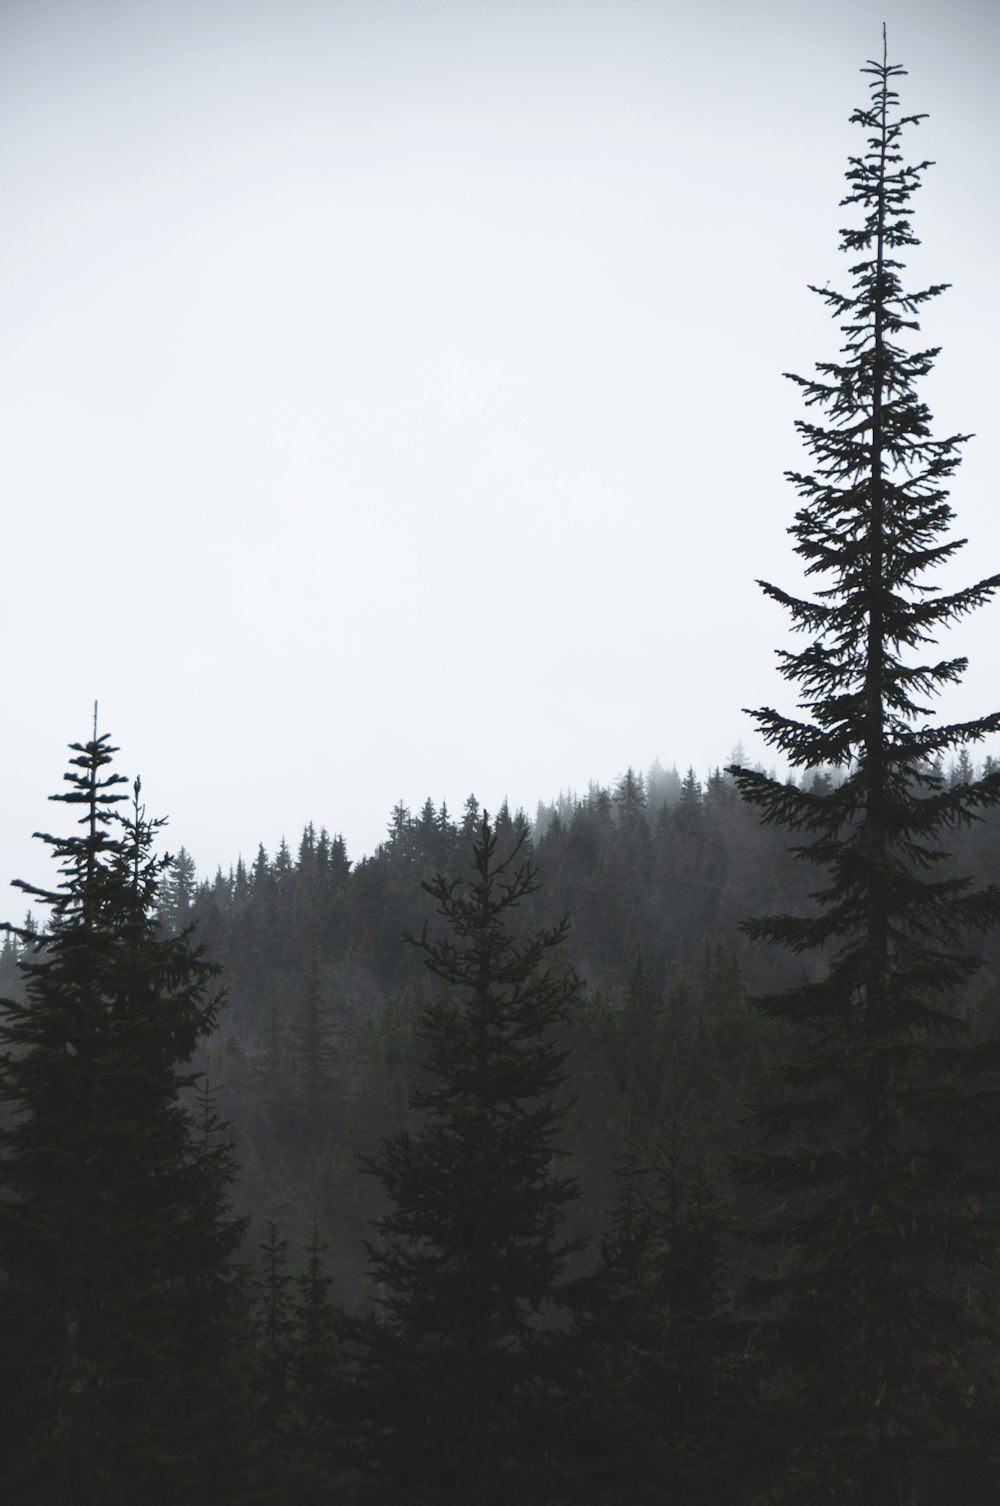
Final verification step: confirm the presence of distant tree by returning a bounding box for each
[252,1217,295,1487]
[181,1071,256,1506]
[730,36,1000,1502]
[0,730,247,1505]
[289,1219,346,1506]
[159,843,197,933]
[563,1152,747,1506]
[613,766,647,818]
[673,768,703,838]
[288,977,340,1152]
[353,812,582,1505]
[435,798,455,853]
[460,792,481,839]
[386,801,413,858]
[646,758,682,810]
[251,842,271,896]
[416,795,437,840]
[615,945,672,1148]
[274,837,294,887]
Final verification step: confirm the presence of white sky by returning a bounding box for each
[3,0,999,898]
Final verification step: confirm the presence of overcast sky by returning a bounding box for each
[2,0,999,900]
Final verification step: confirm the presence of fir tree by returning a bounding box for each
[730,35,1000,1504]
[563,1151,747,1506]
[0,730,247,1505]
[159,843,197,934]
[182,1071,257,1506]
[354,812,581,1505]
[253,1217,295,1464]
[289,1219,345,1506]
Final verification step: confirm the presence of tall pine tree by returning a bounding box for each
[0,730,247,1505]
[730,35,1000,1504]
[353,812,581,1506]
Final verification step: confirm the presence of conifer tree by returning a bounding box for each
[563,1153,745,1506]
[730,35,1000,1504]
[253,1216,295,1472]
[0,730,247,1505]
[289,1219,345,1506]
[354,812,581,1505]
[182,1071,258,1506]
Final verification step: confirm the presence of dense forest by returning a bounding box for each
[48,750,997,1299]
[4,37,1000,1506]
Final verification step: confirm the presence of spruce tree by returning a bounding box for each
[730,35,1000,1504]
[289,1219,345,1506]
[563,1153,745,1506]
[252,1216,295,1483]
[182,1071,258,1506]
[354,812,581,1506]
[0,730,247,1505]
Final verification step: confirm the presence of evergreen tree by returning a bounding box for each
[289,1219,345,1506]
[730,36,1000,1503]
[354,812,581,1505]
[252,1217,295,1492]
[0,730,247,1505]
[613,766,647,827]
[182,1071,257,1506]
[563,1153,746,1506]
[159,843,197,934]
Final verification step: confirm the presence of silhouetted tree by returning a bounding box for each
[354,812,581,1505]
[563,1153,746,1505]
[252,1217,295,1491]
[0,730,247,1505]
[730,36,1000,1503]
[289,1219,345,1505]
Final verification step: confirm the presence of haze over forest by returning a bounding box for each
[3,0,1000,897]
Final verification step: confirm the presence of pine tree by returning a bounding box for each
[0,730,247,1505]
[354,812,581,1505]
[159,843,197,934]
[289,1219,345,1506]
[562,1151,745,1506]
[181,1071,258,1506]
[730,35,1000,1504]
[251,1217,296,1496]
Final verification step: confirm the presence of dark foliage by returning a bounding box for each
[730,35,1000,1504]
[350,813,582,1505]
[0,732,249,1506]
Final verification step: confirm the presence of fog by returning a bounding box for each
[2,0,998,898]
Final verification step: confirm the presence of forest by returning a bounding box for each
[4,36,1000,1506]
